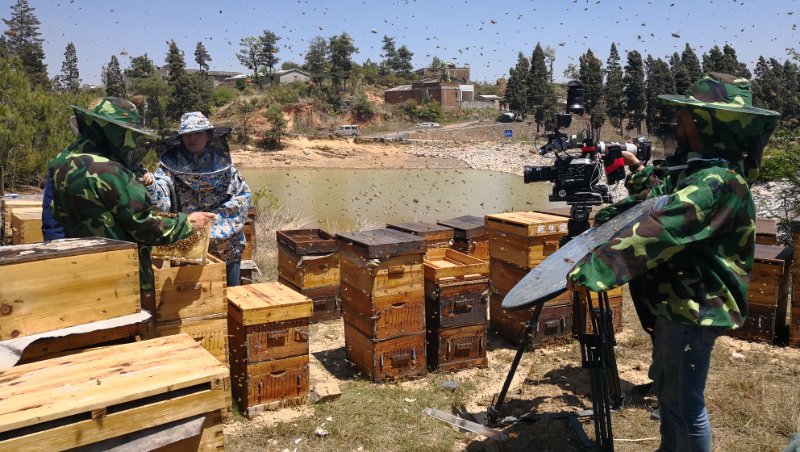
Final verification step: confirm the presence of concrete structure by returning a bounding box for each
[384,81,475,108]
[273,69,311,84]
[414,64,470,83]
[461,94,501,110]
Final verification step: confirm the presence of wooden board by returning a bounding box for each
[755,218,778,245]
[426,323,488,372]
[424,248,488,282]
[0,334,228,450]
[437,215,486,240]
[485,211,569,237]
[152,254,227,322]
[386,222,454,247]
[277,242,340,289]
[156,314,229,365]
[10,207,43,244]
[789,306,800,347]
[337,228,426,260]
[241,218,256,261]
[340,251,424,298]
[0,238,141,341]
[227,282,313,326]
[230,354,309,416]
[451,236,490,260]
[276,228,337,255]
[344,326,426,383]
[425,279,489,329]
[278,277,341,323]
[488,228,563,268]
[229,313,309,363]
[341,281,425,340]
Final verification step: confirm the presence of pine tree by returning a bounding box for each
[259,30,280,78]
[380,35,398,75]
[165,40,199,120]
[624,50,647,135]
[58,42,80,93]
[125,53,156,79]
[702,45,724,73]
[194,42,212,72]
[605,43,625,136]
[2,0,48,88]
[237,36,262,86]
[670,52,692,95]
[579,49,605,140]
[645,56,675,134]
[303,36,330,88]
[721,44,751,78]
[505,52,529,118]
[124,53,166,130]
[102,55,126,97]
[395,45,414,76]
[527,43,555,133]
[681,43,702,83]
[329,32,357,91]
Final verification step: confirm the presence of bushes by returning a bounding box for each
[350,93,375,122]
[211,86,237,108]
[396,99,442,123]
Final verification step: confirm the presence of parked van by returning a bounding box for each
[334,124,359,136]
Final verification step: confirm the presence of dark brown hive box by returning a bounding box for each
[386,221,454,249]
[427,323,488,371]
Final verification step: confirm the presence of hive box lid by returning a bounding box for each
[386,222,454,241]
[276,229,337,255]
[227,282,313,325]
[754,243,793,271]
[336,228,426,259]
[485,211,568,237]
[0,237,137,266]
[437,215,486,239]
[0,334,228,434]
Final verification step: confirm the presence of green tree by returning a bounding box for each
[57,42,80,93]
[670,51,692,95]
[102,55,126,98]
[543,45,556,83]
[380,35,398,75]
[124,53,167,132]
[624,50,647,135]
[281,61,301,70]
[361,59,380,86]
[720,44,751,78]
[681,43,702,83]
[702,45,724,73]
[237,36,263,86]
[645,55,675,134]
[350,91,375,121]
[259,30,281,80]
[263,104,286,148]
[329,32,357,91]
[605,43,626,136]
[395,45,414,76]
[2,0,48,88]
[165,40,199,120]
[528,43,555,133]
[303,36,330,88]
[505,52,529,118]
[194,41,212,72]
[125,53,156,79]
[430,56,449,82]
[579,49,605,140]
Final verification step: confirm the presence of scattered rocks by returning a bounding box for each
[314,427,330,437]
[442,380,459,391]
[310,382,342,404]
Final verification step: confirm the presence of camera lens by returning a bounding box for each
[524,165,551,183]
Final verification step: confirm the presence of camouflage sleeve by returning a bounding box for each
[146,166,174,213]
[568,168,746,292]
[594,166,663,224]
[98,167,193,246]
[209,166,251,241]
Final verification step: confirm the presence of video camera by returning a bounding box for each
[523,81,652,205]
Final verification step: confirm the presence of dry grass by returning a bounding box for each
[252,206,314,282]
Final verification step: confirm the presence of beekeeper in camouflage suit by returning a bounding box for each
[567,73,779,451]
[49,97,216,292]
[147,112,251,287]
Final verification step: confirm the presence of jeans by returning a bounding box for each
[226,261,241,287]
[649,317,723,452]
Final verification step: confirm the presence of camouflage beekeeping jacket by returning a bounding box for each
[568,156,755,329]
[148,130,251,263]
[49,119,194,292]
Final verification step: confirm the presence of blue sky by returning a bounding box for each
[5,0,800,85]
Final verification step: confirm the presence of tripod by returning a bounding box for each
[488,197,622,451]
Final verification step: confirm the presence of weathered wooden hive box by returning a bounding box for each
[1,197,42,245]
[152,254,228,364]
[338,228,427,382]
[438,215,489,260]
[729,243,792,343]
[756,218,778,245]
[227,282,312,416]
[793,217,800,347]
[277,228,341,322]
[0,334,229,451]
[485,211,568,268]
[10,207,43,244]
[386,221,454,252]
[0,238,141,341]
[241,206,257,261]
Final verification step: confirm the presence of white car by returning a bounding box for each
[416,122,441,128]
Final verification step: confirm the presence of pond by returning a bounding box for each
[240,168,561,230]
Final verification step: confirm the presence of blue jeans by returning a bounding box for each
[226,261,241,287]
[649,317,723,452]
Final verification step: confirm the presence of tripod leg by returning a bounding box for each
[488,302,544,424]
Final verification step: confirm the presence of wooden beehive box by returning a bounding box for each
[344,327,426,382]
[0,238,141,341]
[341,281,425,340]
[729,303,782,344]
[152,254,227,323]
[231,354,310,416]
[489,292,575,346]
[573,293,624,335]
[789,306,800,347]
[277,229,340,289]
[425,278,489,329]
[438,215,489,260]
[488,257,572,306]
[755,218,778,245]
[241,206,257,261]
[486,211,568,268]
[748,244,793,307]
[156,313,229,365]
[279,276,341,322]
[337,228,426,298]
[2,197,42,244]
[10,207,43,244]
[386,221,454,250]
[426,323,488,372]
[0,334,229,451]
[227,282,312,364]
[424,248,489,283]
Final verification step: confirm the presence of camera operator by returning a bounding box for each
[566,73,779,451]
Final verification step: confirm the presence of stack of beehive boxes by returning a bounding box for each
[730,243,793,343]
[438,215,489,260]
[1,198,43,244]
[790,217,800,347]
[486,211,624,345]
[227,282,312,416]
[240,206,258,285]
[338,228,428,382]
[152,254,229,364]
[387,222,454,253]
[277,229,341,322]
[9,207,43,244]
[424,248,490,371]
